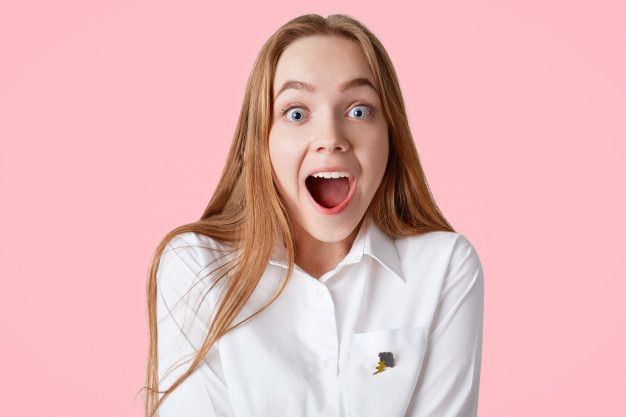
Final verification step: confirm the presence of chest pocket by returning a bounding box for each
[345,326,428,417]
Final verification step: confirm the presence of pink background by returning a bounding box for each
[1,1,624,416]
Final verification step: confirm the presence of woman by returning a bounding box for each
[143,13,484,417]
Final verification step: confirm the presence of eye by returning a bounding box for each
[282,105,307,122]
[347,102,376,120]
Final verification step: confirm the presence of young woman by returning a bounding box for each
[143,13,484,417]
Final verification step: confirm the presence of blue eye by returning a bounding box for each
[348,104,374,119]
[284,107,306,122]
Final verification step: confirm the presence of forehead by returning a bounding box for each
[272,35,376,95]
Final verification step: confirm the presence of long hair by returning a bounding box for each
[141,13,455,417]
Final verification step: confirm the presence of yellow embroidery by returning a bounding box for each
[373,360,387,374]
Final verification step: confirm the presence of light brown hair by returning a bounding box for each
[141,13,454,417]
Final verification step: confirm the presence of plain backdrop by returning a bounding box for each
[1,1,624,416]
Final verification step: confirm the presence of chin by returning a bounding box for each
[299,210,365,242]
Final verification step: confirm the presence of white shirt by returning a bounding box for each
[156,214,484,417]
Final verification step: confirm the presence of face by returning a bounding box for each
[268,35,389,244]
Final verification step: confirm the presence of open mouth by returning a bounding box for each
[305,175,353,209]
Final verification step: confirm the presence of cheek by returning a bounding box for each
[268,132,304,194]
[362,133,389,182]
[377,134,390,166]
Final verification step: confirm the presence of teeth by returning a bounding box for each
[311,171,349,179]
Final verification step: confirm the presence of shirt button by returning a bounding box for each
[319,358,330,369]
[316,288,325,298]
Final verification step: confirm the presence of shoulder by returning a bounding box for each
[395,230,476,257]
[157,231,235,287]
[395,231,483,283]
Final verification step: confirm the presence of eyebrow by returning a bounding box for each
[274,77,378,100]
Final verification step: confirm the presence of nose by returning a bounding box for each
[311,113,350,154]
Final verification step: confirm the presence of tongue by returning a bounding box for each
[306,177,350,208]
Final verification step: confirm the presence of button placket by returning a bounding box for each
[309,285,337,374]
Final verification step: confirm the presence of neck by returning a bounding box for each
[293,216,365,279]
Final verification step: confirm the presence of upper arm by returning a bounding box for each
[156,238,235,417]
[405,235,485,417]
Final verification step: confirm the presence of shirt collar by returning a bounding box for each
[268,215,406,283]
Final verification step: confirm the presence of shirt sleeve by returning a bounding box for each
[156,239,235,417]
[405,235,485,417]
